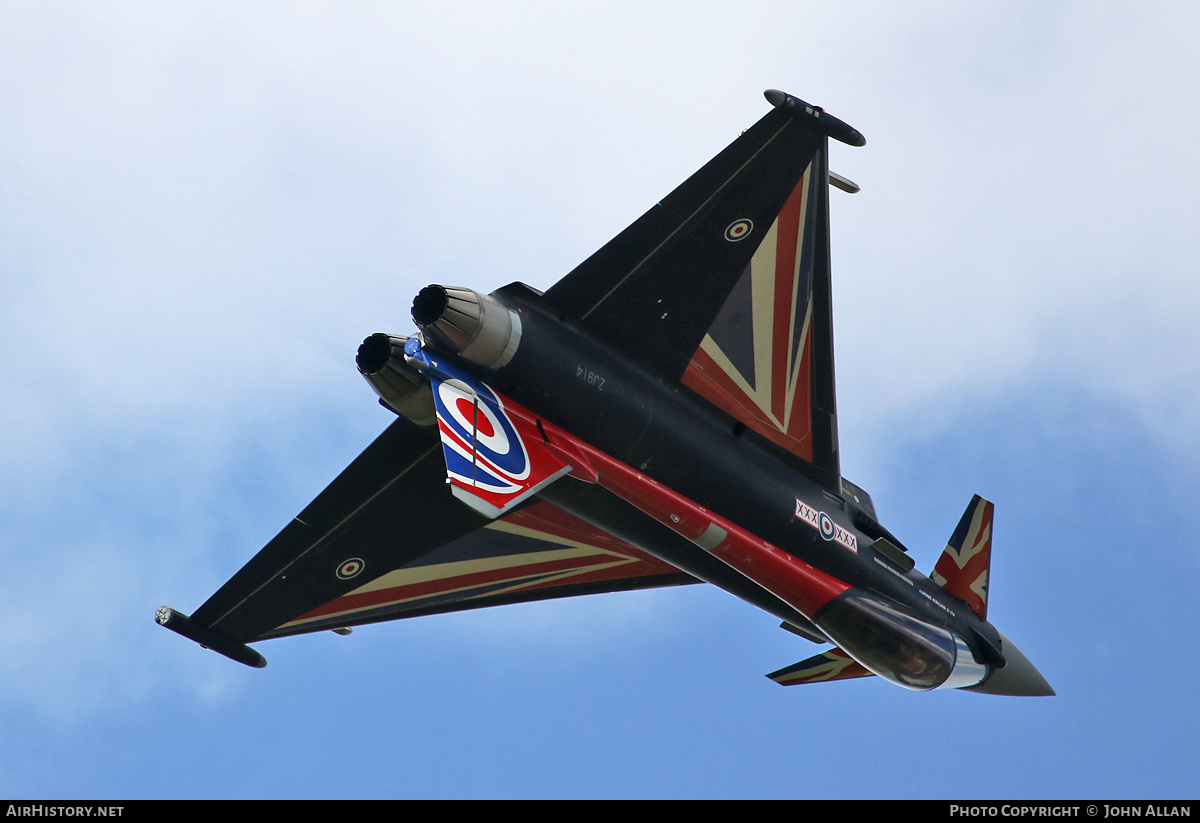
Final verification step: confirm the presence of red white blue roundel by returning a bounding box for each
[434,378,530,494]
[818,511,836,541]
[418,346,571,518]
[724,219,754,242]
[336,558,365,580]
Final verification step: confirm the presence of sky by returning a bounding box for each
[1,1,1198,799]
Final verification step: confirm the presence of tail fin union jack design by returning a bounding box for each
[931,495,994,619]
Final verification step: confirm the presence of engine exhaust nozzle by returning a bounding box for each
[356,333,436,426]
[411,285,522,371]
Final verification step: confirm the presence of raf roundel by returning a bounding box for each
[434,380,530,484]
[818,511,836,541]
[336,558,365,580]
[724,218,754,242]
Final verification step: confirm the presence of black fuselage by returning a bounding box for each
[478,283,1001,658]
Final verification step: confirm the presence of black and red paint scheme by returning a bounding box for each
[159,91,1053,695]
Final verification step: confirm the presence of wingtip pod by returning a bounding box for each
[764,89,866,147]
[156,606,267,668]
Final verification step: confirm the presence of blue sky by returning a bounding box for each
[1,2,1197,799]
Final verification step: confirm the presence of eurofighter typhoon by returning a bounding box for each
[159,91,1054,696]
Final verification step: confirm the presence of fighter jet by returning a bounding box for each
[158,90,1053,695]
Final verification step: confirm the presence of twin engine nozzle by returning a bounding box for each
[355,332,436,425]
[410,285,522,371]
[356,285,522,425]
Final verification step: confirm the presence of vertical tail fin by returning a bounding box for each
[411,342,573,519]
[930,495,993,619]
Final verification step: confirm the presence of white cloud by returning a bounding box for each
[1,1,1197,721]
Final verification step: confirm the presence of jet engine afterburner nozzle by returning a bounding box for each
[356,333,436,426]
[411,285,522,371]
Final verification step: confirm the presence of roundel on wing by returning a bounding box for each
[724,219,754,242]
[337,558,365,580]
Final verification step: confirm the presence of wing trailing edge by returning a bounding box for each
[269,501,695,638]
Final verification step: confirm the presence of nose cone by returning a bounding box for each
[965,631,1055,696]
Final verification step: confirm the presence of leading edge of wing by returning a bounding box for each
[189,416,490,644]
[182,413,694,649]
[543,92,841,384]
[542,91,858,488]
